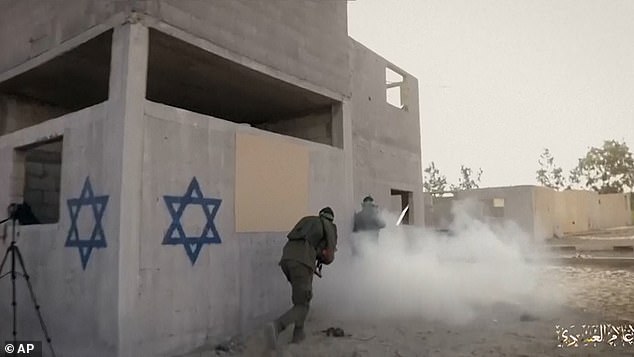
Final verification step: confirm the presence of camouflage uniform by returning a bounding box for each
[272,208,337,344]
[352,197,386,255]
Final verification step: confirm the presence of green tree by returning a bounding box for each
[573,140,634,193]
[423,162,448,195]
[452,165,483,190]
[536,148,566,190]
[567,165,583,190]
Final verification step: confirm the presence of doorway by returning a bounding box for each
[391,189,412,225]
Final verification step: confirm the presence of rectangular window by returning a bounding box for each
[385,66,405,109]
[15,137,63,224]
[482,198,504,218]
[491,206,504,219]
[493,198,505,208]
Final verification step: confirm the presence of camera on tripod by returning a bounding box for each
[0,203,56,357]
[4,202,40,226]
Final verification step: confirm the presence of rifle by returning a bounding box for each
[314,261,323,278]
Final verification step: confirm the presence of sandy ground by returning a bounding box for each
[200,263,634,357]
[183,224,634,357]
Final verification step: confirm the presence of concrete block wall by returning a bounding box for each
[349,40,424,225]
[24,152,62,223]
[126,102,350,356]
[0,104,121,357]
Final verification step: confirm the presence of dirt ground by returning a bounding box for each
[204,263,634,357]
[185,225,634,357]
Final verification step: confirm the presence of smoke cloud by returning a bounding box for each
[313,199,566,325]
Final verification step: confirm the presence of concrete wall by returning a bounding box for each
[140,0,350,98]
[0,0,126,73]
[597,193,632,228]
[532,186,559,239]
[556,190,596,234]
[0,1,350,99]
[423,193,454,230]
[256,110,333,146]
[0,95,67,136]
[0,100,352,357]
[454,186,535,237]
[349,40,424,225]
[124,101,350,356]
[0,104,120,357]
[426,186,633,241]
[534,189,632,238]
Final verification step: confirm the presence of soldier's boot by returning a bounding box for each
[266,320,284,350]
[291,327,305,343]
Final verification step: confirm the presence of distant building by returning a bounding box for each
[424,186,632,240]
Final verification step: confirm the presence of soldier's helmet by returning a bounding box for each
[362,195,375,208]
[319,207,335,221]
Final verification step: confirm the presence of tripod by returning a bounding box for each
[0,210,56,357]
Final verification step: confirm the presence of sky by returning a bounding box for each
[347,0,634,188]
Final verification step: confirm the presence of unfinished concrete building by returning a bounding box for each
[0,1,423,356]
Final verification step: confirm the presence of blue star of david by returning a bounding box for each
[65,177,109,270]
[163,177,222,265]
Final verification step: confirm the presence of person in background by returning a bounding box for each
[353,195,386,244]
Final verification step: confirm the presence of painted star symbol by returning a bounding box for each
[65,177,109,270]
[163,177,222,264]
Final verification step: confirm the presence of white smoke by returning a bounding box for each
[312,198,565,325]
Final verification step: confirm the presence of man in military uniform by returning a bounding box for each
[267,207,337,347]
[351,196,386,255]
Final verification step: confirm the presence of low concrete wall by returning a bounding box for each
[424,186,633,241]
[532,188,632,239]
[533,186,553,239]
[597,193,632,229]
[126,102,350,356]
[454,186,535,238]
[557,190,596,234]
[423,193,453,230]
[0,103,120,357]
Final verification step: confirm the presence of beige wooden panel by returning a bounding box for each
[235,132,309,232]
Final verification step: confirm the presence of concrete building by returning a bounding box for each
[0,1,423,356]
[424,186,633,241]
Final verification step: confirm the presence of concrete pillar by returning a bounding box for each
[340,100,354,239]
[106,19,148,357]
